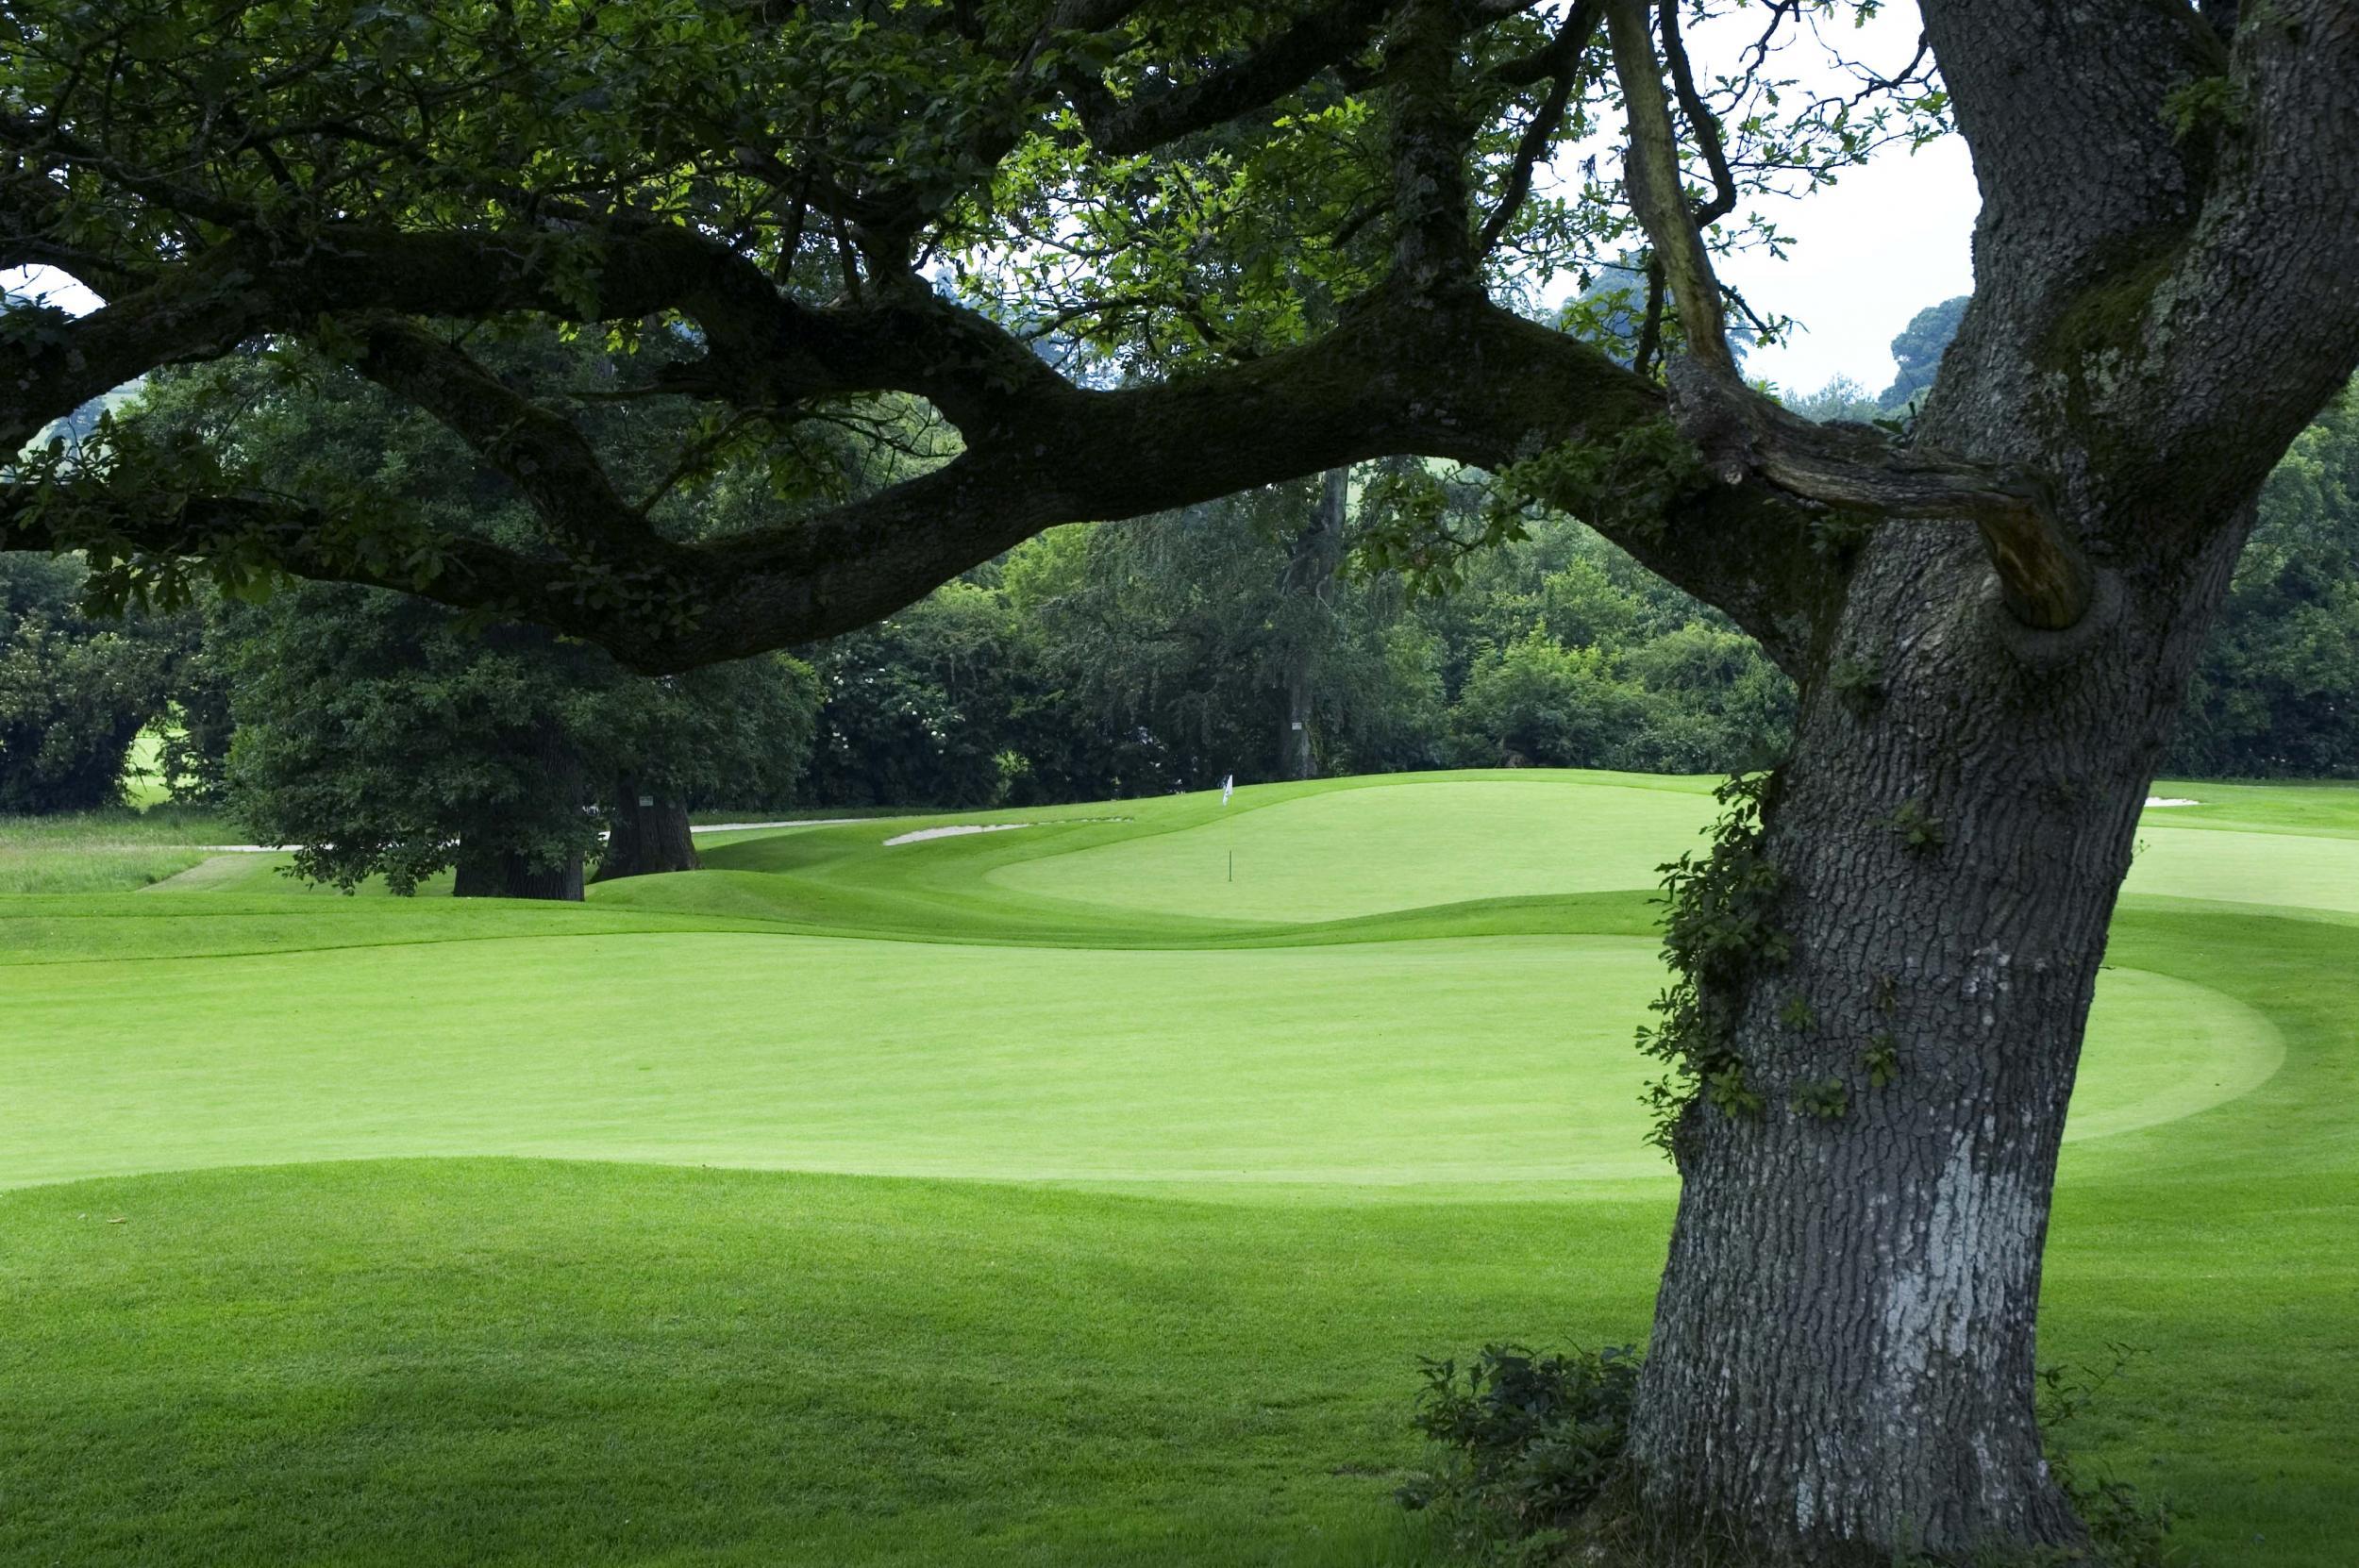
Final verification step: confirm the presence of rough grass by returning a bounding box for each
[0,806,228,893]
[0,769,2353,1566]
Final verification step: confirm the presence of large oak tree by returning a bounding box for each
[5,0,2355,1559]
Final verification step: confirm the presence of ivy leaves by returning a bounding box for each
[1637,769,1786,1151]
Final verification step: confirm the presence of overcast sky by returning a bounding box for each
[1518,0,1982,397]
[1658,0,1981,396]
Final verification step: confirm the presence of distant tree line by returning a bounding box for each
[800,487,1799,809]
[4,324,2354,897]
[788,361,2359,804]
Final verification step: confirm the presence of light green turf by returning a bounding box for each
[0,934,2267,1194]
[2125,823,2359,913]
[0,767,2353,1567]
[988,777,1718,922]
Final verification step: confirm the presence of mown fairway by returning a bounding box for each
[3,771,2355,1565]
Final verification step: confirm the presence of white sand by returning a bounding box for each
[882,823,1037,846]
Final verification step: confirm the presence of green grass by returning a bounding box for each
[2141,776,2359,837]
[120,724,173,810]
[0,932,2273,1195]
[989,776,1716,922]
[1,768,2354,1566]
[0,806,229,894]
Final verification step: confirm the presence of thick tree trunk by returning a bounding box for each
[1276,467,1349,781]
[1623,510,2251,1560]
[452,844,586,901]
[1280,663,1314,780]
[593,778,700,881]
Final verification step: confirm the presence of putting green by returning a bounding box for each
[989,777,1717,921]
[2125,824,2359,914]
[0,931,2276,1193]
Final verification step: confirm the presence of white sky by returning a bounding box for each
[1703,4,1980,395]
[8,4,1980,400]
[1539,0,1982,396]
[1717,132,1977,394]
[0,267,100,314]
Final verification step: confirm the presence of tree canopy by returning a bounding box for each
[0,552,180,811]
[11,0,2270,669]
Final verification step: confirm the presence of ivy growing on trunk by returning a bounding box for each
[1637,769,1785,1151]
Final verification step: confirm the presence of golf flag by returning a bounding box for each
[1221,774,1234,806]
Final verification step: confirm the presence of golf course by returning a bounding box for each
[3,769,2354,1565]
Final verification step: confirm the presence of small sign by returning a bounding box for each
[638,795,654,808]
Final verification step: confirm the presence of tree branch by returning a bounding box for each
[1608,0,2093,630]
[1477,1,1601,255]
[0,217,1071,457]
[346,317,665,563]
[4,293,1836,674]
[1656,0,1737,225]
[1062,0,1397,156]
[1604,0,1733,375]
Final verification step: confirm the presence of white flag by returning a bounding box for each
[1221,774,1234,806]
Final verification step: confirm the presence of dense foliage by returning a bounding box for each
[793,492,1796,809]
[2172,383,2359,776]
[0,554,182,812]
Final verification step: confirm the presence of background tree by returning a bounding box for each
[0,554,180,812]
[6,0,2357,1557]
[2168,381,2359,776]
[590,655,822,880]
[1002,479,1445,789]
[1784,373,1882,425]
[223,582,817,896]
[1877,293,1970,410]
[797,578,1065,809]
[224,586,602,898]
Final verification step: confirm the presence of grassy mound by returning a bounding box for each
[1,769,2353,1565]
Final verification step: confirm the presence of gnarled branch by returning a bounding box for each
[5,292,1836,674]
[1477,1,1601,254]
[1608,0,2093,631]
[1062,0,1397,156]
[346,318,668,564]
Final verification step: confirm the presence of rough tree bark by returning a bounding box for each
[1623,520,2253,1557]
[1606,0,2356,1553]
[594,780,701,882]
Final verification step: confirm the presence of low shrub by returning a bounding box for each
[1397,1342,2183,1567]
[1397,1342,1642,1555]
